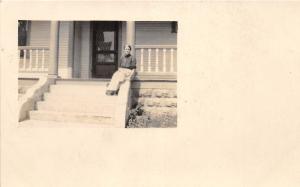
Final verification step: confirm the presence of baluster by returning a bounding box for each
[23,49,27,71]
[163,48,166,72]
[170,48,174,72]
[46,49,49,71]
[148,49,151,72]
[42,49,45,72]
[155,48,159,72]
[35,49,39,71]
[140,49,144,72]
[28,49,32,71]
[18,50,21,71]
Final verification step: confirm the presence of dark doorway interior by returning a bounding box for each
[92,21,119,78]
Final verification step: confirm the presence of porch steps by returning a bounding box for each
[19,119,113,128]
[29,79,118,126]
[37,101,115,114]
[29,111,113,124]
[43,93,117,103]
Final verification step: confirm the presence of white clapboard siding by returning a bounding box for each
[136,21,177,45]
[29,21,51,47]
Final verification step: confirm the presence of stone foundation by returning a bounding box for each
[131,80,177,114]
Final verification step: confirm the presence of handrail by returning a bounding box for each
[135,45,177,49]
[18,46,49,50]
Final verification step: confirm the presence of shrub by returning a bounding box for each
[127,104,150,128]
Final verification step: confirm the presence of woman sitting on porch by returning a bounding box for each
[106,44,136,96]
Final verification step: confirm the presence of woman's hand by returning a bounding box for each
[126,69,136,80]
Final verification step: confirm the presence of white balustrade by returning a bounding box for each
[135,45,177,74]
[19,45,176,74]
[18,46,49,73]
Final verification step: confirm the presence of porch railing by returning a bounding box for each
[135,45,177,73]
[18,46,49,73]
[18,45,177,75]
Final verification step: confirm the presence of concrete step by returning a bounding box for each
[43,92,117,103]
[56,79,110,85]
[29,110,114,124]
[19,119,115,128]
[37,101,115,114]
[49,84,108,94]
[44,89,110,98]
[48,88,109,97]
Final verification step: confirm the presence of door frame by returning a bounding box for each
[91,21,119,78]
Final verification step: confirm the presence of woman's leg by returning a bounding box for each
[106,69,126,92]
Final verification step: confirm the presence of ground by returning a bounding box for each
[126,105,177,128]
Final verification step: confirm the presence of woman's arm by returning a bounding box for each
[129,57,137,70]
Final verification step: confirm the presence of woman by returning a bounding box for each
[106,44,136,96]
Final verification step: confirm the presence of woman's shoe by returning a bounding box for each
[106,90,112,96]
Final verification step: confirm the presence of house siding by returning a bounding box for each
[29,21,50,47]
[135,21,177,45]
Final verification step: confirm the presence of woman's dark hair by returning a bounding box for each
[124,44,132,50]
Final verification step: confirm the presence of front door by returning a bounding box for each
[92,21,119,78]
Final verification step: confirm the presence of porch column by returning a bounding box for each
[48,21,59,78]
[126,21,135,56]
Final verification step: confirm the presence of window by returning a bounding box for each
[18,20,30,46]
[171,21,178,33]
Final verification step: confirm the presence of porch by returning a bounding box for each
[18,45,177,80]
[18,21,177,80]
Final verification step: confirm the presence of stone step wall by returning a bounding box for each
[18,78,39,95]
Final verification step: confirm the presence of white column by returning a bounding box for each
[48,21,59,78]
[58,21,74,78]
[126,21,135,56]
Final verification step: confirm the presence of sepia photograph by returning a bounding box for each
[1,1,299,187]
[18,20,177,128]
